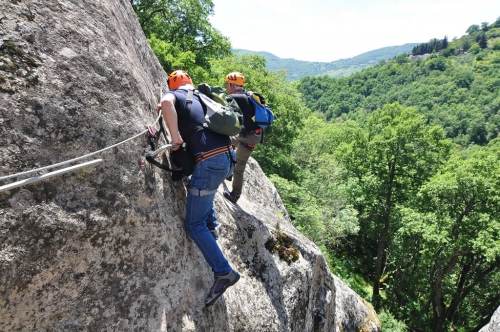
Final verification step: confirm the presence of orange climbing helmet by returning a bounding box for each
[168,70,193,90]
[225,72,245,86]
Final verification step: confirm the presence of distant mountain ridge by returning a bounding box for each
[236,43,420,81]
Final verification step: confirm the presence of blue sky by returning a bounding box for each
[209,0,500,62]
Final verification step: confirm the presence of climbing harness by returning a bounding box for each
[194,145,234,164]
[243,142,256,152]
[141,117,188,181]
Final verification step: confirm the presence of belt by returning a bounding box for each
[195,145,233,164]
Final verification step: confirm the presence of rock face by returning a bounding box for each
[0,0,380,331]
[479,306,500,332]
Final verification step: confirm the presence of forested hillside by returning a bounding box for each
[298,31,500,147]
[130,1,500,330]
[236,43,419,81]
[291,20,500,331]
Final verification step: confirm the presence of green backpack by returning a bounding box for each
[182,86,243,137]
[197,83,227,106]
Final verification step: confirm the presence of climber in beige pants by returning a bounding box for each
[223,71,266,204]
[226,129,262,202]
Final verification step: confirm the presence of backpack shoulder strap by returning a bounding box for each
[185,89,194,111]
[174,86,194,113]
[182,89,194,136]
[227,93,252,112]
[192,90,208,115]
[249,91,266,105]
[177,88,204,141]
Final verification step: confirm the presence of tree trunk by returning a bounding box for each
[372,234,386,303]
[372,162,395,306]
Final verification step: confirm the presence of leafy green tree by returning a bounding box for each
[466,24,480,34]
[287,117,361,244]
[461,36,473,51]
[146,34,203,80]
[479,32,488,49]
[333,103,452,307]
[442,35,448,49]
[397,144,500,331]
[469,43,481,54]
[481,22,490,31]
[269,174,325,241]
[441,45,456,57]
[426,57,448,71]
[131,0,230,71]
[453,68,474,89]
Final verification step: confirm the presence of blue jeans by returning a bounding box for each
[184,150,235,276]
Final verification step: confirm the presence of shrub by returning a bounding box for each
[469,44,481,54]
[378,310,408,332]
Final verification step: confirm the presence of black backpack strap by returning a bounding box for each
[227,93,259,134]
[180,89,204,140]
[193,90,208,116]
[184,89,194,135]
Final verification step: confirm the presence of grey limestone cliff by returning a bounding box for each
[0,0,380,331]
[479,306,500,332]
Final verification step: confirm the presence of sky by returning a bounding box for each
[209,0,500,62]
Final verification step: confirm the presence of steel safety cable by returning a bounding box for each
[0,111,164,182]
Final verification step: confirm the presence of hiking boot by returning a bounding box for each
[223,191,239,203]
[209,227,219,241]
[205,270,240,307]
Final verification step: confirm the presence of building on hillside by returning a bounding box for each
[408,53,431,60]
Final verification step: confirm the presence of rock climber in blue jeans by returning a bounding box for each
[159,70,240,307]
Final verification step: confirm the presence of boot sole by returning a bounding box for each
[205,274,240,307]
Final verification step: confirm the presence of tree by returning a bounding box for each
[146,35,196,75]
[466,24,480,35]
[442,35,448,50]
[479,32,488,49]
[461,37,472,51]
[333,103,452,307]
[441,44,456,57]
[481,22,490,31]
[427,57,448,71]
[131,0,231,71]
[469,43,481,54]
[398,145,500,331]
